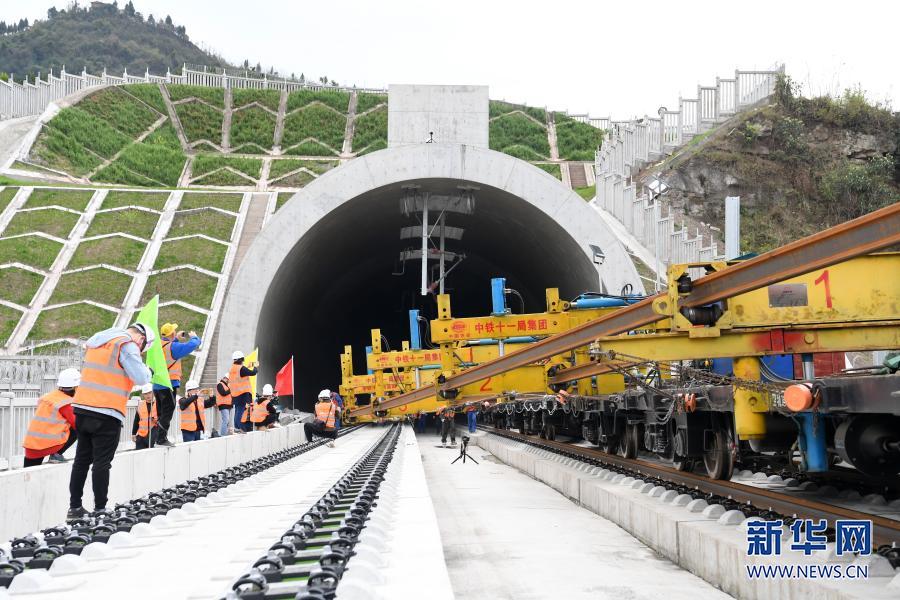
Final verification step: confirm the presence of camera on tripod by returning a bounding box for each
[452,435,477,465]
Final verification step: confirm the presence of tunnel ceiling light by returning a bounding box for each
[400,248,464,262]
[400,225,464,241]
[400,193,476,216]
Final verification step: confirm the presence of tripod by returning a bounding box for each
[451,436,479,464]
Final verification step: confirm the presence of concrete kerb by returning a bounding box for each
[0,423,307,542]
[476,433,897,600]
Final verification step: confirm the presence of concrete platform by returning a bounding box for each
[419,431,730,600]
[24,427,386,599]
[475,431,900,600]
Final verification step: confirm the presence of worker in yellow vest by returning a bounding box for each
[250,384,279,430]
[155,324,201,446]
[22,368,81,467]
[131,383,159,449]
[228,351,258,433]
[178,381,216,442]
[69,322,153,521]
[215,375,232,436]
[304,390,339,447]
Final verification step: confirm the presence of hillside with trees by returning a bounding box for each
[0,1,227,78]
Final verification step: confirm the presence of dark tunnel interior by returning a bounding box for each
[256,178,602,411]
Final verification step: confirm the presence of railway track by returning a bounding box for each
[481,427,900,550]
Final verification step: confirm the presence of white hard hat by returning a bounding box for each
[262,384,274,396]
[57,368,81,388]
[318,389,331,399]
[232,350,245,361]
[140,383,154,394]
[186,380,199,391]
[131,322,155,347]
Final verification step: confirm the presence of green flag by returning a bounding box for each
[135,295,170,389]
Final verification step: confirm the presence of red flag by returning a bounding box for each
[275,357,294,396]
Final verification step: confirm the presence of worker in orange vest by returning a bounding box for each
[229,351,258,433]
[131,383,159,449]
[250,384,279,430]
[155,324,201,446]
[439,405,457,447]
[68,322,153,521]
[22,368,81,467]
[215,374,232,436]
[178,381,216,442]
[304,390,338,447]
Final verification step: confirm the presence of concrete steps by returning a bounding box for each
[199,192,270,387]
[568,162,587,188]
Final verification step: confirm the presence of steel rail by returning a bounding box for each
[487,428,900,546]
[351,202,900,417]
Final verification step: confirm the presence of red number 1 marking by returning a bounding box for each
[814,269,833,308]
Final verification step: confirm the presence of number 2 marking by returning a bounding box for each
[480,377,493,392]
[814,270,833,308]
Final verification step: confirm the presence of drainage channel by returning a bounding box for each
[227,424,402,600]
[0,425,365,589]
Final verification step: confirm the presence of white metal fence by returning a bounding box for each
[593,66,783,274]
[0,64,387,121]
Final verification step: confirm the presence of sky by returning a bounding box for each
[4,0,898,118]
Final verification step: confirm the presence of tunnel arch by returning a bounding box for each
[218,143,641,407]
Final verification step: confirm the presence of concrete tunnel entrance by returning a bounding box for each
[218,144,641,411]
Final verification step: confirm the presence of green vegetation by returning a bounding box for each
[175,101,223,143]
[356,93,387,114]
[275,192,294,210]
[192,156,261,180]
[0,267,44,306]
[269,159,336,179]
[30,303,114,341]
[144,122,182,151]
[142,268,218,309]
[352,106,387,153]
[192,170,254,186]
[0,236,63,269]
[283,105,346,151]
[820,156,896,222]
[270,171,315,187]
[24,188,93,211]
[29,127,103,176]
[0,305,21,345]
[229,107,276,150]
[192,141,220,153]
[284,141,339,157]
[575,185,596,200]
[535,163,561,179]
[554,113,603,161]
[490,113,549,158]
[87,208,159,239]
[155,237,227,272]
[0,187,18,213]
[490,101,546,123]
[92,162,162,187]
[287,90,349,113]
[42,107,132,158]
[168,209,236,241]
[102,190,169,211]
[179,192,243,212]
[69,236,147,270]
[4,209,80,238]
[122,84,167,113]
[232,89,281,111]
[95,142,187,187]
[50,267,132,307]
[775,74,896,134]
[168,84,225,108]
[78,87,159,137]
[0,5,227,77]
[501,145,546,161]
[154,305,207,341]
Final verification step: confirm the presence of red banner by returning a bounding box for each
[275,357,294,396]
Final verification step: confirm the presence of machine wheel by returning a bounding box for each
[672,457,694,472]
[546,424,556,441]
[620,424,639,459]
[703,429,734,480]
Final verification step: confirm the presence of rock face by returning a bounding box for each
[642,103,899,252]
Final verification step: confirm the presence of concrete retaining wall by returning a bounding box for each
[473,433,900,600]
[0,423,306,542]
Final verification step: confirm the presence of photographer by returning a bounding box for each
[178,381,216,442]
[440,405,457,447]
[250,384,279,430]
[304,390,339,447]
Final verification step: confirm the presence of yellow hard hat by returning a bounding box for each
[160,323,178,337]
